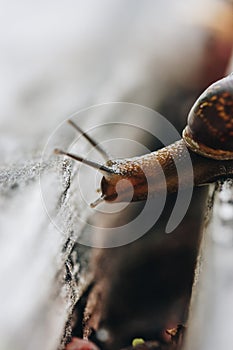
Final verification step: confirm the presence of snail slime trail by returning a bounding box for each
[55,74,233,206]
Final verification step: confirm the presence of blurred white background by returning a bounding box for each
[0,0,223,162]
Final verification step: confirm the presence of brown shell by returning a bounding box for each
[183,74,233,160]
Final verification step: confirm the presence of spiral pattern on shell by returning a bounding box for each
[183,74,233,160]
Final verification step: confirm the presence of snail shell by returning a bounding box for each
[183,74,233,160]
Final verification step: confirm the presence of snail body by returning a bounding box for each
[55,74,233,206]
[99,139,232,204]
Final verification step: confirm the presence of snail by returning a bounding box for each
[55,74,233,207]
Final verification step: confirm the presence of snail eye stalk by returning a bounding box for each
[54,149,113,174]
[68,119,109,160]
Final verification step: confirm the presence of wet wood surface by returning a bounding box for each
[184,179,233,350]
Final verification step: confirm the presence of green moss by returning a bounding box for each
[132,338,145,347]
